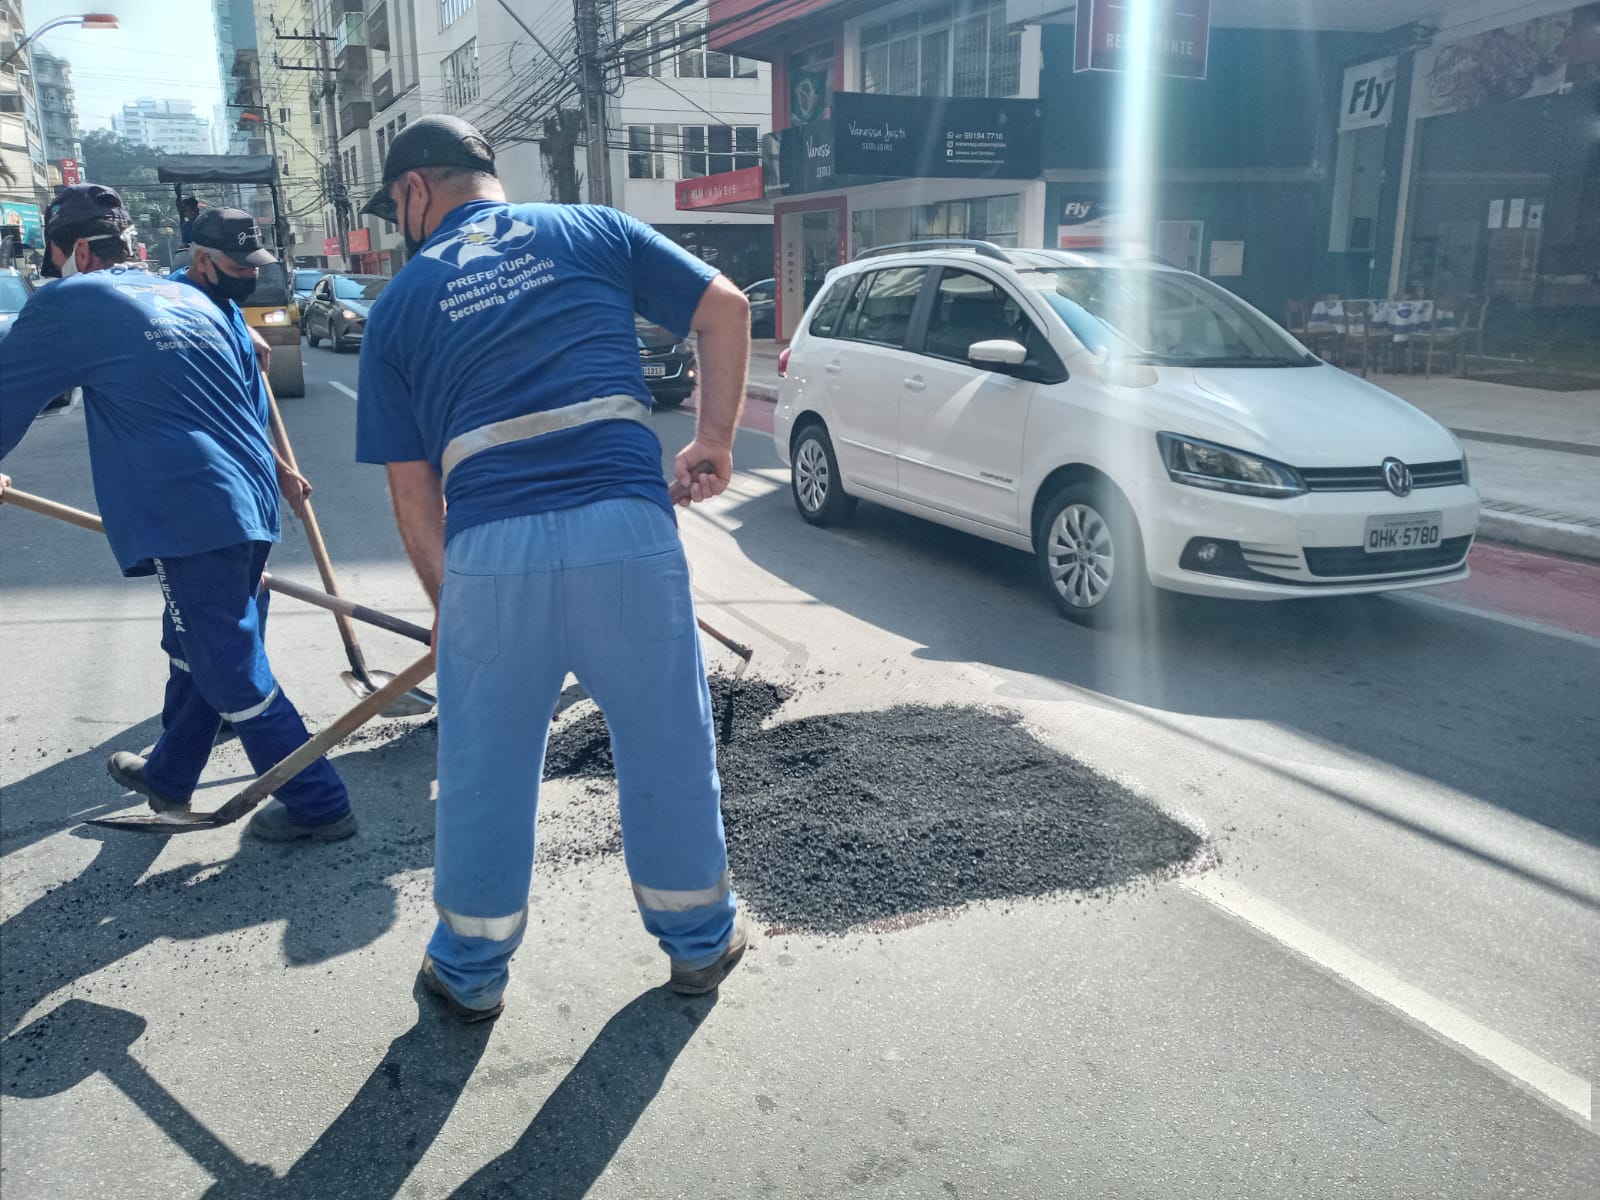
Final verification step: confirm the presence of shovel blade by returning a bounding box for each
[341,670,436,717]
[86,810,230,834]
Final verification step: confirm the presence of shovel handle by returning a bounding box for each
[210,649,437,825]
[0,487,105,533]
[262,571,432,645]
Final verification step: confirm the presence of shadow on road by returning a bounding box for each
[450,987,717,1199]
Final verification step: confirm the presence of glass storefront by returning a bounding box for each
[850,193,1022,254]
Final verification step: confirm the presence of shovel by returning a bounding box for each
[85,649,437,833]
[262,375,435,716]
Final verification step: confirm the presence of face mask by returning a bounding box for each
[59,245,82,278]
[208,271,257,305]
[401,181,428,257]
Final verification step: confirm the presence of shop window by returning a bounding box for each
[627,125,671,179]
[861,0,1021,99]
[680,125,759,178]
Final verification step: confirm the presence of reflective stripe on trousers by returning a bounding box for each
[633,870,731,914]
[436,904,528,943]
[439,394,648,486]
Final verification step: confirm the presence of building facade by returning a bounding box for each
[214,0,259,156]
[253,0,337,263]
[112,99,215,156]
[695,0,1600,355]
[30,49,77,189]
[1,0,52,229]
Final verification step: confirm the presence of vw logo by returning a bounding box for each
[1381,457,1413,497]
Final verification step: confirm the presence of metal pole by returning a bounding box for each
[315,38,349,262]
[574,0,613,206]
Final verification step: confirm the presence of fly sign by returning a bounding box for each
[1340,56,1399,132]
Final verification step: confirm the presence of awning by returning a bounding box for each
[157,155,279,186]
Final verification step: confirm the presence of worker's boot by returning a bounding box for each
[107,751,191,814]
[668,912,750,995]
[244,798,357,843]
[417,956,505,1023]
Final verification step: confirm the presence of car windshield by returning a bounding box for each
[335,276,389,301]
[0,274,30,313]
[1019,267,1315,367]
[242,263,290,307]
[294,270,321,292]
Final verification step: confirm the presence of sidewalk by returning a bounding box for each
[743,342,1600,561]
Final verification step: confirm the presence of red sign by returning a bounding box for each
[59,158,81,186]
[322,236,341,257]
[1075,0,1211,80]
[347,228,371,253]
[675,166,764,212]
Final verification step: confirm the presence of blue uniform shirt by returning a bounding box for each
[0,267,279,576]
[355,201,718,541]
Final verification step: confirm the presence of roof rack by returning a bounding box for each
[852,239,1013,263]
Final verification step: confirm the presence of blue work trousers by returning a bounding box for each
[427,498,737,1010]
[142,541,350,825]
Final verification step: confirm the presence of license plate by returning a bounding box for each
[642,364,667,378]
[1364,511,1443,553]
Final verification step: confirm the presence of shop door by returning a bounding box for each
[776,200,845,340]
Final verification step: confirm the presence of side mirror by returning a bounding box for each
[968,339,1028,367]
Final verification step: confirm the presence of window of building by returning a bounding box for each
[860,0,1021,99]
[622,21,670,78]
[627,125,671,179]
[676,21,758,79]
[440,0,475,31]
[376,125,388,165]
[443,38,479,108]
[679,124,759,178]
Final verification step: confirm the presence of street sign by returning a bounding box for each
[1074,0,1211,79]
[322,236,341,257]
[59,158,81,186]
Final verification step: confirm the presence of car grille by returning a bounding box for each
[1300,460,1466,491]
[640,345,681,360]
[1303,536,1472,577]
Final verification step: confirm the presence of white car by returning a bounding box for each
[772,242,1479,625]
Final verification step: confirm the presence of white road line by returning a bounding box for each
[1390,591,1600,651]
[330,382,358,400]
[1182,874,1593,1127]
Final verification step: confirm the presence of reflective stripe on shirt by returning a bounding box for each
[439,394,649,486]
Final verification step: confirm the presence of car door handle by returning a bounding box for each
[824,361,842,376]
[903,376,926,393]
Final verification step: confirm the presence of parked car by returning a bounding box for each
[772,242,1480,626]
[304,274,390,351]
[637,317,697,408]
[0,266,78,411]
[744,277,775,337]
[292,268,323,309]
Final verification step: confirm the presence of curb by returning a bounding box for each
[747,381,780,403]
[1477,508,1600,562]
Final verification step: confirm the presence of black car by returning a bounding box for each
[744,277,775,337]
[304,273,390,351]
[638,318,697,408]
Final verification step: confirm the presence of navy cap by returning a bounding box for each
[362,115,495,223]
[45,184,131,243]
[190,207,276,267]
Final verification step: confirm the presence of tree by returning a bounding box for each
[78,131,238,262]
[539,109,583,205]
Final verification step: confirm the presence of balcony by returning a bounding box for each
[373,69,396,112]
[334,13,368,75]
[339,86,372,132]
[369,1,391,52]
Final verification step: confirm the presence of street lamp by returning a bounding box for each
[1,14,120,70]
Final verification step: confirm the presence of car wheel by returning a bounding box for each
[790,423,857,527]
[1035,481,1150,627]
[306,323,319,348]
[332,325,346,353]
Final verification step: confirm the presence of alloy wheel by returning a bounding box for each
[1047,503,1115,608]
[795,437,830,514]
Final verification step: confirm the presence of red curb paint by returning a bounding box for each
[1435,542,1600,639]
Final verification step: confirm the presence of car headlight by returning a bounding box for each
[341,308,359,320]
[1157,433,1307,498]
[261,308,288,325]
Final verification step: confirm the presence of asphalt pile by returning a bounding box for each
[543,677,1205,934]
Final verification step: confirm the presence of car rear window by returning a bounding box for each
[840,267,926,348]
[808,278,854,338]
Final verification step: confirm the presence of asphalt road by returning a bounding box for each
[1,342,1596,1198]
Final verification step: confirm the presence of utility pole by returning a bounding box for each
[273,24,349,263]
[574,0,613,206]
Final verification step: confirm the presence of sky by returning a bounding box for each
[23,0,226,132]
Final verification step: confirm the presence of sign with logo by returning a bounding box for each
[1057,199,1120,248]
[1,203,45,246]
[676,165,764,211]
[59,157,81,186]
[1075,0,1212,79]
[323,236,341,257]
[1339,56,1399,132]
[347,228,371,253]
[831,93,1042,179]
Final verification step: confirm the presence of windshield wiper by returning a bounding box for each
[1163,355,1318,368]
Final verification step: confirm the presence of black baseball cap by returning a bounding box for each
[190,207,276,267]
[42,184,134,276]
[362,115,496,223]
